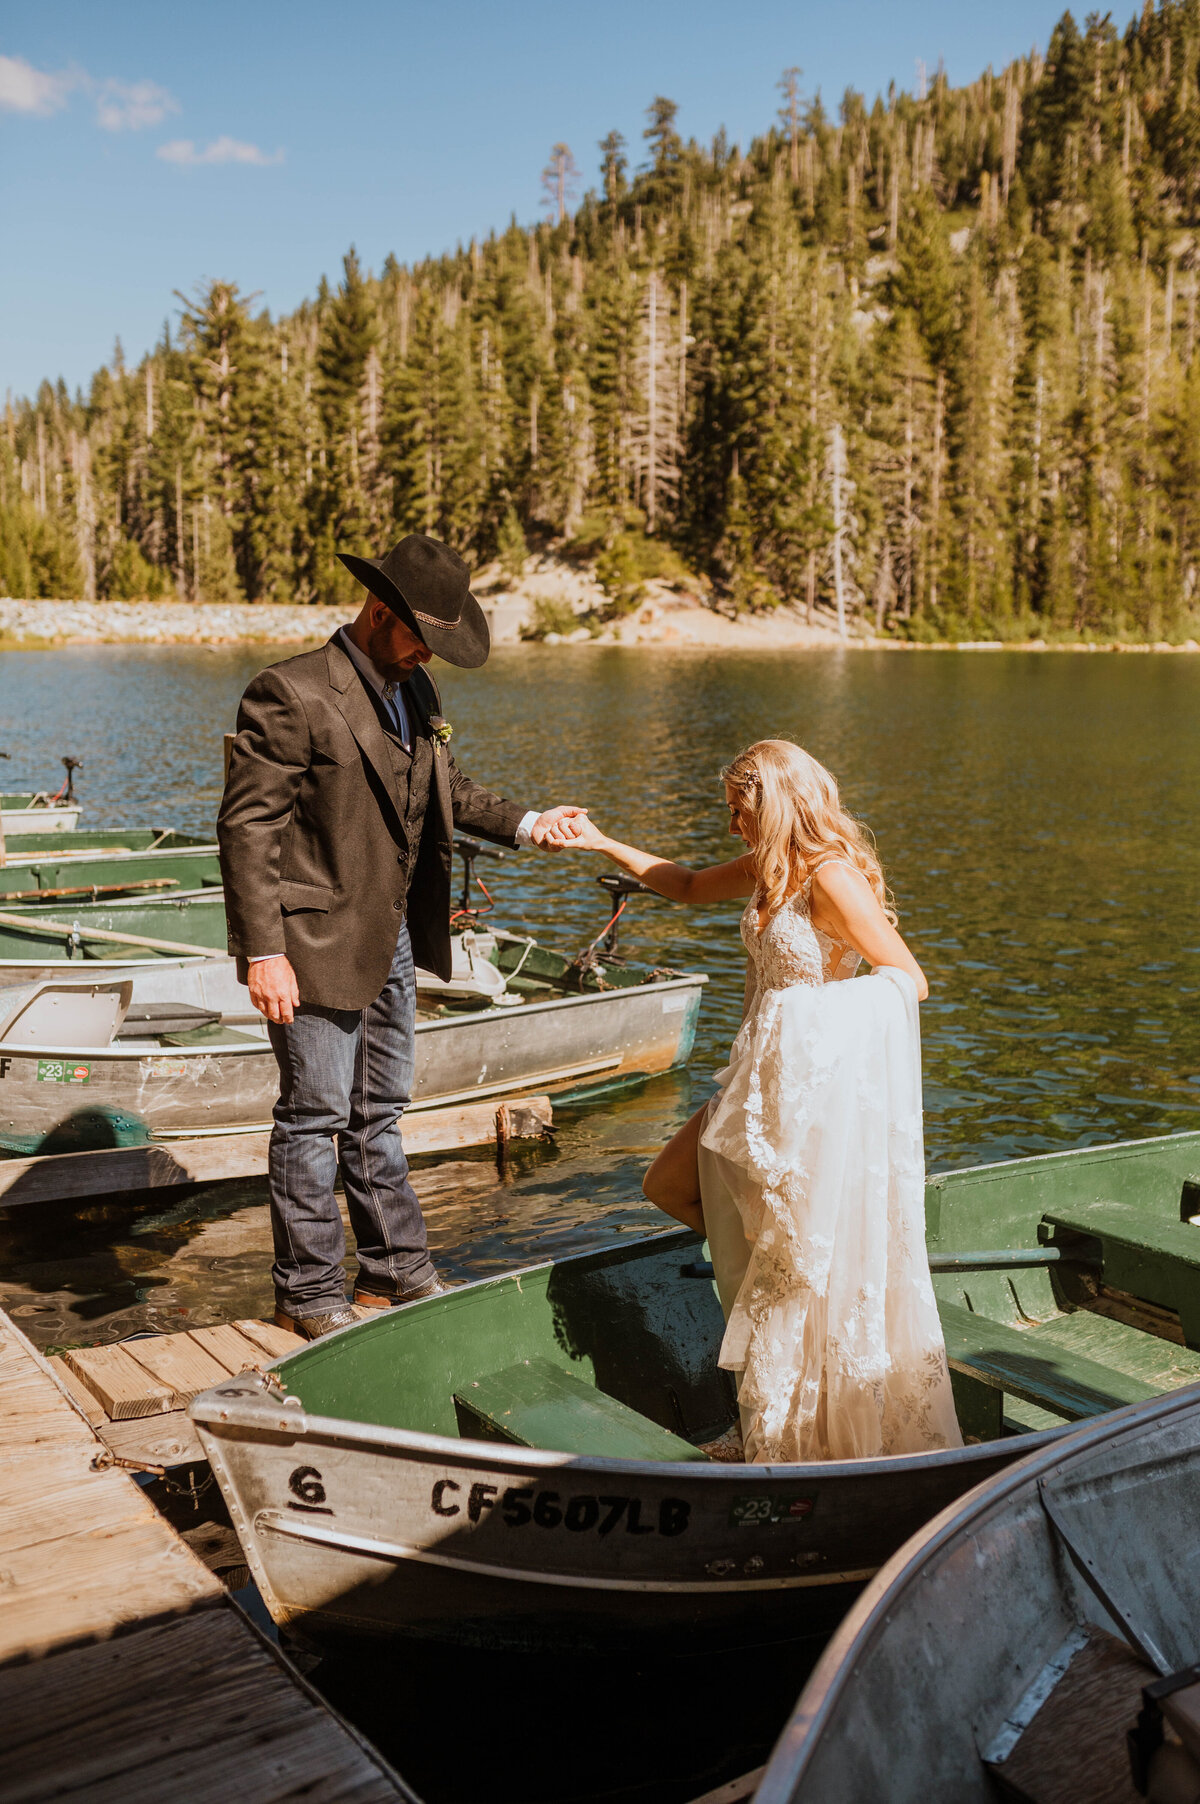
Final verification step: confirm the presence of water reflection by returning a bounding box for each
[3,643,1198,1801]
[0,645,1198,1349]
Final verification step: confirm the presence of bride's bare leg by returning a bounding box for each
[643,1102,708,1234]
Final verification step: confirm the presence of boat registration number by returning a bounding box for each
[431,1479,691,1538]
[36,1059,90,1085]
[729,1495,815,1527]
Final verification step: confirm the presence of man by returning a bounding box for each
[218,533,584,1340]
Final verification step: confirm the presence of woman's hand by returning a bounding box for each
[558,814,609,852]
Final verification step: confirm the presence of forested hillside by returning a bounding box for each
[6,5,1200,639]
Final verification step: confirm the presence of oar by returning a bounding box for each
[0,909,223,959]
[5,878,181,902]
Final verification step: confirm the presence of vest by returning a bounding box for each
[363,679,435,912]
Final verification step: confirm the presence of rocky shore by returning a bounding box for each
[1,582,1197,653]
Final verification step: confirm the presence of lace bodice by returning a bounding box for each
[741,863,862,996]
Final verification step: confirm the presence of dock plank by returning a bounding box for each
[185,1322,272,1374]
[0,1093,552,1208]
[0,1309,417,1800]
[120,1335,231,1408]
[97,1410,205,1468]
[0,1611,414,1803]
[47,1355,107,1428]
[62,1344,174,1421]
[234,1317,304,1359]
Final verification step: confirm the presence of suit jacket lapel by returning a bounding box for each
[324,636,407,844]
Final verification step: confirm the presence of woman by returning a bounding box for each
[566,739,961,1465]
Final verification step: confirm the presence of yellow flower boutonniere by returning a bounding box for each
[429,714,453,749]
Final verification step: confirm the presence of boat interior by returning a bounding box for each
[272,1132,1200,1464]
[0,889,228,962]
[0,828,211,861]
[0,973,267,1054]
[414,925,690,1020]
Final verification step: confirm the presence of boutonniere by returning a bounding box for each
[428,714,453,748]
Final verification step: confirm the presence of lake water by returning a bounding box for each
[1,642,1197,1800]
[1,643,1198,1346]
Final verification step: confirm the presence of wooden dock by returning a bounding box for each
[0,1093,553,1209]
[0,1306,420,1802]
[49,1314,329,1469]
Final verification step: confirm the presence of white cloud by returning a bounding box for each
[157,135,283,168]
[0,54,177,130]
[95,78,177,132]
[0,53,78,116]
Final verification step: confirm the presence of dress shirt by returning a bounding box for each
[248,631,539,963]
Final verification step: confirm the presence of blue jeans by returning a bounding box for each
[266,925,435,1318]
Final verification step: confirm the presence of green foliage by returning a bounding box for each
[521,595,578,640]
[497,506,528,580]
[595,530,696,613]
[7,2,1200,641]
[0,502,82,599]
[102,535,172,600]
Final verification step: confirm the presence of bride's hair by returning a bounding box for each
[721,739,896,927]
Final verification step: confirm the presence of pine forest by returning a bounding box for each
[8,3,1200,641]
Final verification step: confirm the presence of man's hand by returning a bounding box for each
[248,955,301,1025]
[530,805,589,849]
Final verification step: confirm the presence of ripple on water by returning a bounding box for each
[0,644,1196,1346]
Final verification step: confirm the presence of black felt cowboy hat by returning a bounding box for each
[337,534,490,669]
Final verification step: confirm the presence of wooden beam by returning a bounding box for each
[233,1319,304,1359]
[186,1323,273,1374]
[62,1345,174,1421]
[119,1336,231,1409]
[0,1095,553,1208]
[47,1355,107,1429]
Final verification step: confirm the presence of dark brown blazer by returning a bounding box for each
[217,635,525,1009]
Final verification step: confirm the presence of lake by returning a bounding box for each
[1,642,1197,1801]
[0,642,1198,1355]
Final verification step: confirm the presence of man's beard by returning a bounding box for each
[365,629,419,681]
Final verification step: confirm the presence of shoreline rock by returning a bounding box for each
[1,592,1196,655]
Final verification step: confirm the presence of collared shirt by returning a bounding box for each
[247,631,539,963]
[338,626,413,747]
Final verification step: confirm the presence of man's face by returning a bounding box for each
[362,598,432,679]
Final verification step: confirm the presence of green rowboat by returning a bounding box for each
[0,888,228,984]
[0,843,221,903]
[0,828,210,862]
[192,1130,1200,1656]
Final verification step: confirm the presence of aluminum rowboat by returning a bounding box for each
[190,1130,1200,1658]
[754,1383,1200,1803]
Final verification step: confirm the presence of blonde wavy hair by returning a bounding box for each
[721,739,896,929]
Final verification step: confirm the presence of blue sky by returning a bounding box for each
[4,0,1066,402]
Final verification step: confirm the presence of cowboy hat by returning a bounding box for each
[337,533,490,669]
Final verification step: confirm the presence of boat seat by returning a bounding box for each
[116,1003,221,1039]
[1039,1201,1200,1346]
[453,1357,710,1461]
[939,1302,1157,1437]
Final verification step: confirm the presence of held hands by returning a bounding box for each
[247,955,301,1025]
[530,805,590,850]
[553,813,607,852]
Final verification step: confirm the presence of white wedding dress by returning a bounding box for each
[697,862,962,1464]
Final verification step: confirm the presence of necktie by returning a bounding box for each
[381,681,409,747]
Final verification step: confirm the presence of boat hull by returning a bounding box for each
[0,972,706,1149]
[192,1231,1050,1657]
[755,1384,1200,1803]
[0,805,80,835]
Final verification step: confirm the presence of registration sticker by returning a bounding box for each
[662,993,688,1014]
[36,1059,90,1085]
[141,1057,187,1079]
[729,1495,815,1527]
